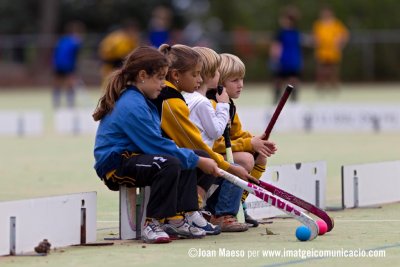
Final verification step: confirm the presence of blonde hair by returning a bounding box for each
[193,46,221,82]
[218,53,246,85]
[159,43,201,82]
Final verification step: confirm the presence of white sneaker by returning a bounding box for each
[142,219,171,244]
[186,211,221,235]
[162,218,206,239]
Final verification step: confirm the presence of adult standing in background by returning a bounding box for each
[52,21,85,109]
[269,5,302,104]
[313,6,349,91]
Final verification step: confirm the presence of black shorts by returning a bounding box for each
[275,70,301,79]
[54,69,75,77]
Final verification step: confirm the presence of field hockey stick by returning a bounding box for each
[219,168,319,240]
[223,126,234,163]
[258,180,334,232]
[218,85,234,164]
[263,84,294,140]
[253,84,293,160]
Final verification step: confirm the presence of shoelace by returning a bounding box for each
[180,218,200,232]
[148,220,164,233]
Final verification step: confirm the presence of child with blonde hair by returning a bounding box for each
[207,53,278,228]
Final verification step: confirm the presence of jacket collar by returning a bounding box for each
[164,80,179,91]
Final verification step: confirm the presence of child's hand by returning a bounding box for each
[227,164,259,184]
[215,87,229,103]
[251,136,277,157]
[197,157,220,177]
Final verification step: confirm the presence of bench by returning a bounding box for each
[119,185,150,240]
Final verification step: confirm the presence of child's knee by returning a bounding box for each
[234,152,254,172]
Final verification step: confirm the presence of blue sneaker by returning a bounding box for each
[185,211,221,235]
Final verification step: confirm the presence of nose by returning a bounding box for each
[238,80,243,88]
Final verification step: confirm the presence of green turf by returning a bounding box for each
[1,84,400,266]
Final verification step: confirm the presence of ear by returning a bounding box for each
[170,69,180,81]
[137,70,147,83]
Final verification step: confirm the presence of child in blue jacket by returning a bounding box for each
[93,46,220,244]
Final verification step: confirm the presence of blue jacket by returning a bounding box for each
[94,86,199,178]
[53,35,81,72]
[276,29,302,72]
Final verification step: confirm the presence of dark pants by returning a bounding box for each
[205,178,243,216]
[193,149,216,192]
[104,154,198,219]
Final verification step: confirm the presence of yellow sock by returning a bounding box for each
[166,213,184,222]
[241,163,267,202]
[250,163,266,179]
[146,217,165,223]
[197,193,203,209]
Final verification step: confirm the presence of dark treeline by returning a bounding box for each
[1,0,399,83]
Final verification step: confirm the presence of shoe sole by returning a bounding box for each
[142,237,171,244]
[167,233,205,239]
[205,230,221,235]
[190,222,222,236]
[221,227,248,232]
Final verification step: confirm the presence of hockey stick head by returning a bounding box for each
[218,168,318,240]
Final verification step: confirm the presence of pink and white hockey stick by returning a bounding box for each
[258,180,334,232]
[219,169,319,240]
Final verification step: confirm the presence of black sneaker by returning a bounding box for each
[244,210,259,228]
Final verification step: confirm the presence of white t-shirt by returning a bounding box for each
[184,91,230,147]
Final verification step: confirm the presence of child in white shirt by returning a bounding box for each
[184,47,230,147]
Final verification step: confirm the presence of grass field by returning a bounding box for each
[0,83,400,266]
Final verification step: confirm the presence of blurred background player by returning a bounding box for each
[148,5,172,48]
[269,5,302,104]
[313,6,349,91]
[98,19,141,80]
[52,21,85,109]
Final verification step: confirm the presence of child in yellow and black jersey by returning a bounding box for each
[152,44,257,233]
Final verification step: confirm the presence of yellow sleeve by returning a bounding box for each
[212,111,253,154]
[161,98,230,170]
[229,112,253,151]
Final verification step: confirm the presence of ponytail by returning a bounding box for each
[93,46,169,121]
[159,44,201,82]
[92,69,127,121]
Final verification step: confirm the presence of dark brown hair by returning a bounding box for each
[159,44,201,81]
[92,46,168,121]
